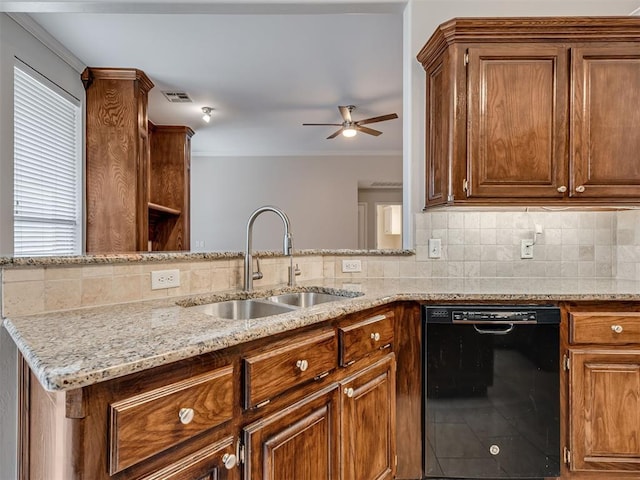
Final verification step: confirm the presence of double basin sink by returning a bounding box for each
[188,291,354,320]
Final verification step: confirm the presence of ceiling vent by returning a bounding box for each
[161,91,192,103]
[370,181,403,188]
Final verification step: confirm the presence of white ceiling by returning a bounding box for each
[24,4,404,156]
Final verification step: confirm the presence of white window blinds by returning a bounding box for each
[13,64,81,256]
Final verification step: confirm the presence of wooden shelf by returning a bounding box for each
[148,202,181,216]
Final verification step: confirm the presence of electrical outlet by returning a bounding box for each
[342,259,362,273]
[151,269,181,290]
[520,239,534,259]
[428,238,442,258]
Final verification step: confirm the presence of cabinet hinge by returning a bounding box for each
[395,454,398,467]
[314,371,330,381]
[254,399,270,409]
[463,179,469,197]
[239,443,245,466]
[563,447,571,466]
[563,354,570,371]
[464,49,469,66]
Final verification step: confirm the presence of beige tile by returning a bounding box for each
[368,261,385,277]
[3,268,45,283]
[45,279,82,311]
[212,268,232,292]
[383,261,400,278]
[82,265,113,277]
[3,281,45,317]
[190,269,213,294]
[82,276,113,306]
[44,266,82,280]
[189,261,211,271]
[399,261,416,277]
[112,264,142,276]
[112,275,143,303]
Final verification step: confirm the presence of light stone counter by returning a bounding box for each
[4,277,640,392]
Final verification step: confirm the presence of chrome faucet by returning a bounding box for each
[244,206,293,291]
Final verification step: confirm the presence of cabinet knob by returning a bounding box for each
[557,186,567,193]
[296,359,309,372]
[370,332,381,342]
[611,325,624,334]
[575,185,586,193]
[178,407,194,425]
[222,453,237,469]
[344,387,355,398]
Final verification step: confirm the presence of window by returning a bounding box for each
[13,62,81,256]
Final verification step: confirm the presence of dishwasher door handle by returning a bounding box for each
[473,324,515,335]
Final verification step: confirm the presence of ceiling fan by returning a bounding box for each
[303,105,398,139]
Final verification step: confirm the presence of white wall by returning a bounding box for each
[0,13,85,479]
[402,0,640,249]
[190,154,402,251]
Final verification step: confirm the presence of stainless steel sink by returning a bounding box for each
[265,292,349,308]
[190,299,296,320]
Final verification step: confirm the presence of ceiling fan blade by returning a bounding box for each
[356,113,398,125]
[357,125,383,136]
[303,123,342,126]
[327,128,343,139]
[338,105,352,123]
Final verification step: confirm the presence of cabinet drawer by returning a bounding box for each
[109,365,234,474]
[570,312,640,345]
[339,311,394,366]
[244,328,337,409]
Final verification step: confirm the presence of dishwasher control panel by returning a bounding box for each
[424,305,560,324]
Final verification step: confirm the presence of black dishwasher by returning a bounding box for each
[423,305,560,479]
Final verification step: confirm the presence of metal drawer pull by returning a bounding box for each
[611,325,624,334]
[344,387,354,398]
[370,332,381,341]
[222,453,237,469]
[557,186,567,193]
[296,359,309,372]
[178,407,194,425]
[575,185,586,193]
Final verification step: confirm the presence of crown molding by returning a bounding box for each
[7,13,86,73]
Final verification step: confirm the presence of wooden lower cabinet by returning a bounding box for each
[564,306,640,479]
[242,354,396,480]
[19,306,401,480]
[569,350,640,474]
[243,384,341,480]
[341,355,396,480]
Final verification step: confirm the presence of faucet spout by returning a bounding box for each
[244,206,293,291]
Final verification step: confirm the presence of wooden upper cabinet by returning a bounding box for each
[82,67,154,252]
[571,44,640,198]
[467,45,568,198]
[417,17,640,208]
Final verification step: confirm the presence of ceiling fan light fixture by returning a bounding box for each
[342,127,357,138]
[201,106,213,123]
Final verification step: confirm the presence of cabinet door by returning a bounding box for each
[341,355,396,480]
[467,45,568,198]
[570,349,640,472]
[571,45,640,198]
[243,384,340,480]
[424,54,450,207]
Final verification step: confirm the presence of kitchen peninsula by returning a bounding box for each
[4,248,640,480]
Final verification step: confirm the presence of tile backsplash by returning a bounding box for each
[415,209,638,279]
[2,208,640,317]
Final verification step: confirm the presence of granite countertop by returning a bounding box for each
[0,248,413,267]
[4,277,640,392]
